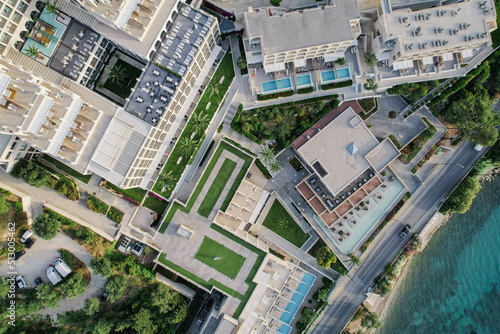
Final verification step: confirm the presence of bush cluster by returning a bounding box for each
[86,194,109,215]
[321,80,353,90]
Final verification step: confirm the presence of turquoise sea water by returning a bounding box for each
[379,177,500,334]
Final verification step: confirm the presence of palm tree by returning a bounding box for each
[259,147,274,164]
[191,113,209,134]
[157,170,175,193]
[269,160,282,174]
[277,217,287,231]
[44,0,61,19]
[178,137,198,158]
[24,45,40,59]
[108,64,126,84]
[348,253,361,267]
[206,81,222,98]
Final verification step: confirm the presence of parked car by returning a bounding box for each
[15,275,27,289]
[46,266,62,285]
[24,237,36,249]
[20,229,33,243]
[364,287,373,297]
[34,277,43,287]
[474,144,484,152]
[14,250,25,260]
[54,258,72,278]
[399,224,411,238]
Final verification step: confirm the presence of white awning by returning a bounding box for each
[441,53,454,61]
[461,49,474,58]
[115,0,139,28]
[324,51,345,62]
[422,56,434,65]
[264,63,286,73]
[27,96,53,135]
[46,99,83,156]
[91,118,134,170]
[393,60,414,70]
[294,59,307,68]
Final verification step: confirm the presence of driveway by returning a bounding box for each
[0,232,106,315]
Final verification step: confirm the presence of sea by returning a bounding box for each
[378,177,500,334]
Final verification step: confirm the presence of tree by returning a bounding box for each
[237,56,247,70]
[335,57,346,66]
[105,276,127,303]
[44,0,61,18]
[269,160,282,173]
[348,253,361,267]
[206,82,222,98]
[316,246,336,268]
[364,78,378,91]
[0,194,8,215]
[90,257,113,278]
[0,278,10,298]
[276,217,287,231]
[178,136,198,158]
[259,147,274,164]
[60,272,86,298]
[317,288,328,300]
[108,64,126,84]
[241,122,254,134]
[156,170,175,194]
[32,212,60,240]
[83,297,100,316]
[361,309,382,329]
[36,283,62,308]
[270,0,282,6]
[131,307,157,334]
[364,52,378,67]
[191,112,209,134]
[150,284,180,313]
[88,318,113,334]
[440,176,481,214]
[24,45,40,59]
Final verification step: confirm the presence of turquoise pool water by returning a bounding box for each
[279,272,316,324]
[280,310,294,324]
[39,8,67,38]
[21,38,57,58]
[262,78,292,92]
[278,324,292,334]
[321,70,336,82]
[297,74,311,86]
[336,67,351,79]
[334,179,405,254]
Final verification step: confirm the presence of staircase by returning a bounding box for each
[6,48,64,85]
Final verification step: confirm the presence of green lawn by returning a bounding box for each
[195,237,245,279]
[103,182,147,203]
[153,51,235,198]
[42,154,92,184]
[143,193,169,215]
[262,200,309,248]
[103,58,143,99]
[158,140,253,233]
[197,158,237,218]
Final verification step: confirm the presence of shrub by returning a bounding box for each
[106,206,124,224]
[297,86,314,94]
[316,246,336,268]
[389,110,397,119]
[255,159,272,179]
[364,52,378,67]
[321,80,353,90]
[33,212,61,240]
[86,194,109,215]
[257,90,294,100]
[335,57,346,65]
[90,257,113,278]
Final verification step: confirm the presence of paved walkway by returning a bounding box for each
[0,171,119,239]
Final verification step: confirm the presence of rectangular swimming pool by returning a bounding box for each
[278,324,292,334]
[336,67,351,79]
[280,310,294,324]
[262,78,292,92]
[321,70,336,82]
[297,74,311,86]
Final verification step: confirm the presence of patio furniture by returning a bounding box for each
[316,187,320,192]
[358,182,362,187]
[71,44,78,51]
[363,178,367,183]
[353,187,357,191]
[78,31,84,38]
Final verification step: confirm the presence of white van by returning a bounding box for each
[54,258,72,278]
[474,144,484,152]
[20,229,33,243]
[46,266,62,285]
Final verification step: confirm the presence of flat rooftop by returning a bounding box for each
[297,107,380,195]
[380,0,496,55]
[245,0,359,55]
[366,138,400,172]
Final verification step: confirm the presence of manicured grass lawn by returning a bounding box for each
[42,154,92,184]
[103,58,143,99]
[153,51,235,198]
[195,237,245,279]
[143,193,169,215]
[158,140,253,233]
[103,182,147,203]
[197,158,237,218]
[262,200,309,248]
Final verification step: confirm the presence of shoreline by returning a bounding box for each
[371,167,500,328]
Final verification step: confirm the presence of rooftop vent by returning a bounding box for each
[347,142,358,155]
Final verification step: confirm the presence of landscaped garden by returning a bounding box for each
[262,199,309,248]
[0,188,28,261]
[101,58,142,99]
[399,118,437,164]
[159,140,253,234]
[100,180,147,204]
[153,50,235,198]
[143,192,169,215]
[197,158,237,218]
[42,154,92,183]
[307,238,348,275]
[195,237,246,279]
[86,194,124,224]
[231,95,340,151]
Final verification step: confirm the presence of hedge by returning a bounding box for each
[321,80,353,90]
[297,86,314,94]
[255,159,272,179]
[257,90,294,100]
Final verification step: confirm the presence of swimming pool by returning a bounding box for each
[336,67,351,79]
[334,179,405,253]
[321,70,336,82]
[297,74,311,86]
[279,272,316,325]
[262,78,292,92]
[278,324,292,334]
[39,8,68,39]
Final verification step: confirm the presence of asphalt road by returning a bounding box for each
[311,141,485,334]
